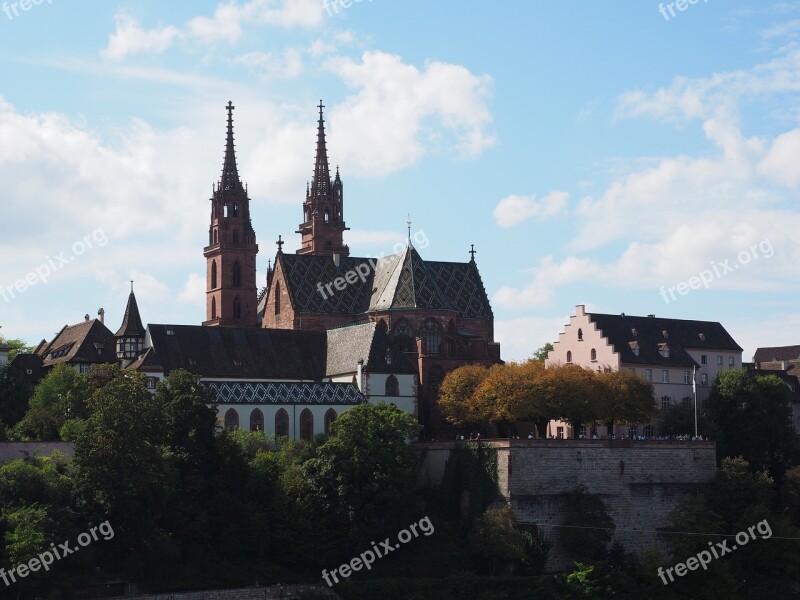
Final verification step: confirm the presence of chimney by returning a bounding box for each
[84,314,90,322]
[98,308,105,324]
[356,358,364,391]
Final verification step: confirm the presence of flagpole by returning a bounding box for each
[693,364,698,438]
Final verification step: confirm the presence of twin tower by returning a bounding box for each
[202,101,347,326]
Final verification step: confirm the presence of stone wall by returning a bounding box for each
[413,439,717,570]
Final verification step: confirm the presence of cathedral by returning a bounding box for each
[34,101,503,440]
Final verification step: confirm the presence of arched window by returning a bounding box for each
[578,328,583,341]
[567,351,573,363]
[233,229,239,244]
[385,374,399,397]
[275,282,281,314]
[420,319,442,355]
[250,408,264,432]
[324,408,337,434]
[393,319,415,352]
[233,261,242,288]
[300,409,314,441]
[233,296,241,319]
[211,297,217,319]
[224,408,239,431]
[591,348,597,361]
[232,202,238,216]
[428,366,445,391]
[211,260,218,289]
[275,409,289,437]
[213,230,218,244]
[324,209,330,223]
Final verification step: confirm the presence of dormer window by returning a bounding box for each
[631,328,638,337]
[629,341,639,357]
[658,343,670,358]
[662,330,669,338]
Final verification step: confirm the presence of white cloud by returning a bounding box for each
[177,273,206,305]
[493,190,568,228]
[103,0,323,60]
[233,48,304,79]
[495,316,570,362]
[102,14,181,61]
[326,51,495,175]
[758,127,800,188]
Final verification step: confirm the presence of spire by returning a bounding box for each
[115,285,145,338]
[310,100,331,198]
[220,101,243,193]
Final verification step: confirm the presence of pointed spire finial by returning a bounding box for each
[130,280,134,293]
[469,244,476,262]
[220,100,243,194]
[276,235,284,253]
[310,100,331,198]
[407,213,412,241]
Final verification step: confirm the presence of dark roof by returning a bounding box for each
[115,291,146,337]
[128,347,163,372]
[202,380,365,405]
[753,345,800,364]
[325,322,417,376]
[146,324,327,379]
[588,313,742,368]
[37,320,118,368]
[279,245,493,319]
[7,353,44,388]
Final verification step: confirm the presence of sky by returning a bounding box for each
[0,0,799,362]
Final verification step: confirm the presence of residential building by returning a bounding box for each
[546,305,742,436]
[751,345,800,431]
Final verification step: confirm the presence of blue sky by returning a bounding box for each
[1,0,799,361]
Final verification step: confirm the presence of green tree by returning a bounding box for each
[544,365,599,438]
[298,403,422,560]
[16,363,90,440]
[0,363,30,428]
[532,342,554,362]
[438,364,488,427]
[705,370,800,477]
[599,369,656,432]
[469,505,525,575]
[0,334,33,360]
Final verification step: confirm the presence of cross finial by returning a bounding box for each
[276,235,284,252]
[469,244,476,261]
[226,100,234,119]
[318,99,325,120]
[406,213,412,240]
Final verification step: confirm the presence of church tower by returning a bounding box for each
[115,282,145,367]
[203,101,259,326]
[296,101,349,257]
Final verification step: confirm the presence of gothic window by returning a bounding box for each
[275,283,281,314]
[304,208,309,222]
[275,409,289,437]
[233,296,241,319]
[591,348,597,361]
[324,408,337,434]
[420,319,442,355]
[250,408,264,432]
[428,366,446,391]
[211,297,217,319]
[211,260,218,289]
[578,328,583,341]
[213,230,218,244]
[224,408,239,431]
[385,374,399,397]
[233,261,242,288]
[393,319,415,352]
[232,202,238,216]
[232,229,239,243]
[324,209,330,223]
[567,351,573,363]
[300,409,314,441]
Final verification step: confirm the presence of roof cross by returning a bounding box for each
[469,244,476,261]
[276,235,284,252]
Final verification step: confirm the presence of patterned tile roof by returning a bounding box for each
[202,380,365,405]
[325,321,417,376]
[279,245,493,319]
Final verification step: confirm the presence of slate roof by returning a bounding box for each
[37,320,118,368]
[146,324,327,379]
[325,322,417,376]
[115,291,146,337]
[202,380,365,405]
[278,244,493,319]
[753,345,800,364]
[588,313,742,368]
